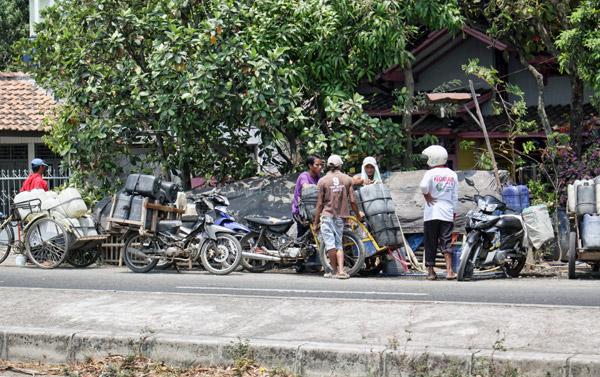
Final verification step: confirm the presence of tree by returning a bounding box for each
[466,0,586,156]
[20,0,462,199]
[0,0,28,70]
[556,1,600,105]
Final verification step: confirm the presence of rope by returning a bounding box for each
[395,211,425,272]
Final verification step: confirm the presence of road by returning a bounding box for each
[0,259,599,307]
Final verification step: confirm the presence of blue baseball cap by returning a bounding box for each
[31,158,48,168]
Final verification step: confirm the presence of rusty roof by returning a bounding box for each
[0,72,56,132]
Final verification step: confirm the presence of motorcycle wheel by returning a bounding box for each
[457,240,478,281]
[239,233,274,273]
[123,233,160,273]
[502,255,526,278]
[318,230,366,276]
[200,233,242,275]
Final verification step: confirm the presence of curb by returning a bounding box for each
[1,327,599,377]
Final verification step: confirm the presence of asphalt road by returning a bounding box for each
[0,259,599,307]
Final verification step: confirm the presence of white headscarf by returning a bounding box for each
[360,157,382,184]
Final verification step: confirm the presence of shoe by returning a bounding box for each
[324,272,334,279]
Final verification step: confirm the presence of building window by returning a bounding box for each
[0,144,28,171]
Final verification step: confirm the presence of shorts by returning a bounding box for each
[424,220,454,267]
[320,216,344,251]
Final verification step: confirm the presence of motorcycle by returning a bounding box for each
[239,215,366,275]
[122,190,243,275]
[457,178,529,281]
[212,195,250,238]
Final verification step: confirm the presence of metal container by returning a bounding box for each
[128,195,153,229]
[300,185,318,221]
[113,192,132,220]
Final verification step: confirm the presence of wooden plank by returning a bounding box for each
[578,251,600,261]
[141,197,149,232]
[145,202,185,214]
[107,218,143,226]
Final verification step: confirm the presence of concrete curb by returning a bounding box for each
[1,327,599,377]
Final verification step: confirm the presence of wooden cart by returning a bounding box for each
[568,212,600,279]
[106,195,184,233]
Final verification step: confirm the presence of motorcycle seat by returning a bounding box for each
[244,215,294,227]
[158,220,182,233]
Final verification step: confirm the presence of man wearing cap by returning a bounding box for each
[20,158,49,192]
[313,155,361,279]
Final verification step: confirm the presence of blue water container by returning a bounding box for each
[502,185,521,212]
[452,246,462,272]
[517,185,530,211]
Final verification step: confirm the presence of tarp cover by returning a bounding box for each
[194,170,507,234]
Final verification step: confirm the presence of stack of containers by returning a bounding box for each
[357,184,402,247]
[300,185,318,221]
[501,185,530,213]
[567,177,600,249]
[115,174,163,229]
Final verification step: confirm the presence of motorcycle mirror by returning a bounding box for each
[465,178,475,187]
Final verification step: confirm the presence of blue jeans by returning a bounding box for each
[320,216,344,251]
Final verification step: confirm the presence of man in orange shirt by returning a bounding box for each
[20,158,49,192]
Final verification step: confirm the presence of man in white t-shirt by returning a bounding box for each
[419,145,458,280]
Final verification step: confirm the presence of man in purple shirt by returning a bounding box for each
[292,155,322,237]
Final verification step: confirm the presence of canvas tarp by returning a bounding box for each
[195,170,507,234]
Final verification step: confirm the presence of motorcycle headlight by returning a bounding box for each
[477,198,486,211]
[485,203,499,213]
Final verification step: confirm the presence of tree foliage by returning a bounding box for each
[19,0,461,197]
[0,0,28,69]
[557,1,600,104]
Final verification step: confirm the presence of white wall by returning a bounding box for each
[29,0,54,35]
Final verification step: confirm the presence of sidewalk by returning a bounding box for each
[0,287,599,376]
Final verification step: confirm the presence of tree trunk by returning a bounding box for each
[179,157,192,190]
[519,55,553,145]
[402,64,415,168]
[570,75,585,157]
[155,134,172,180]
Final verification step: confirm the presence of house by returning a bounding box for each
[361,26,596,172]
[0,72,60,171]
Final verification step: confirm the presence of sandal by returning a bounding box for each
[334,272,350,279]
[446,274,457,280]
[323,272,334,279]
[426,274,438,281]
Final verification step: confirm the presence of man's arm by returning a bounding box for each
[348,183,362,220]
[419,172,436,206]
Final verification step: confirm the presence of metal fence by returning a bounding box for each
[0,168,70,215]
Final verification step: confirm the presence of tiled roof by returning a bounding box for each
[0,72,56,132]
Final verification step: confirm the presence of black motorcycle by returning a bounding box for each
[457,179,528,281]
[123,190,242,275]
[239,215,365,275]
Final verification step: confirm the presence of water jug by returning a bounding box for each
[582,214,600,249]
[576,182,595,215]
[58,188,87,218]
[124,174,162,199]
[502,185,520,213]
[517,185,530,211]
[300,185,318,221]
[113,192,132,220]
[567,184,576,213]
[359,184,395,217]
[15,254,26,267]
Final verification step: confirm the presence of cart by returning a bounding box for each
[568,212,600,279]
[0,198,108,268]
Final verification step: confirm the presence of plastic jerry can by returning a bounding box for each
[576,182,596,215]
[582,214,600,249]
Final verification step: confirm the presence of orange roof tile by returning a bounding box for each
[0,72,56,132]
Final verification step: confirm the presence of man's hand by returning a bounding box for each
[313,221,320,231]
[423,193,436,206]
[358,211,365,222]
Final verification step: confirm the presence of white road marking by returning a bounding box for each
[175,286,429,296]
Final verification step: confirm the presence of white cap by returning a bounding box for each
[421,145,448,167]
[327,154,343,167]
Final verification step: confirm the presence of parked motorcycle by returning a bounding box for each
[457,178,529,281]
[122,190,242,275]
[212,194,250,238]
[239,215,366,275]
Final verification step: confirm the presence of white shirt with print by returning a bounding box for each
[419,167,458,222]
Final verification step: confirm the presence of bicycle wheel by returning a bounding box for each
[25,217,69,269]
[319,230,366,276]
[0,221,13,264]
